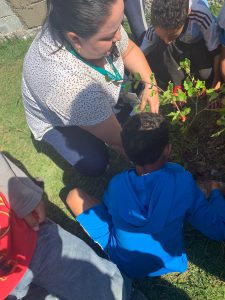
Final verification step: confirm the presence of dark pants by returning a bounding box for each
[124,0,147,45]
[42,105,132,177]
[146,38,215,90]
[43,126,109,177]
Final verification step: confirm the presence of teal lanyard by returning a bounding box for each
[67,48,123,83]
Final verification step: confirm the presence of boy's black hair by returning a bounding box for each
[151,0,189,29]
[121,113,169,166]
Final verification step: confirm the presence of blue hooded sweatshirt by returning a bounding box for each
[103,163,225,278]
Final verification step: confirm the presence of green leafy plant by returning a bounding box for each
[126,58,225,138]
[159,58,225,137]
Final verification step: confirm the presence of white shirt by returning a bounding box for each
[22,26,129,140]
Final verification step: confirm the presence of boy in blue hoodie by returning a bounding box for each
[67,112,225,279]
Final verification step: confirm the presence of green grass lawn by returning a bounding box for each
[0,38,224,300]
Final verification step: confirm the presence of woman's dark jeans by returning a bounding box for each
[43,126,109,177]
[42,101,133,177]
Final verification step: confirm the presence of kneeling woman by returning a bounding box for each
[22,0,159,176]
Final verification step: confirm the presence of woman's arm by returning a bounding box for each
[122,39,159,113]
[80,113,125,156]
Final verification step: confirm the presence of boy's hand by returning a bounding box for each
[23,200,46,231]
[198,180,225,197]
[209,181,225,196]
[212,80,221,91]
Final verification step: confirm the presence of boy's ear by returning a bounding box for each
[163,144,172,159]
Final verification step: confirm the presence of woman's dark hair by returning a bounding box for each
[151,0,189,29]
[121,112,169,166]
[45,0,117,44]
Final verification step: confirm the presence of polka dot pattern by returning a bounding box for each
[22,26,129,140]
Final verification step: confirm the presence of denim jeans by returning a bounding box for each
[8,221,128,300]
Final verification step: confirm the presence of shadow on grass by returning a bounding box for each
[184,224,225,281]
[2,150,106,258]
[31,135,130,199]
[134,277,191,300]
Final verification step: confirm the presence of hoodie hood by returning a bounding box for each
[104,163,185,233]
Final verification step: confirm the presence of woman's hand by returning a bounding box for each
[23,200,46,231]
[140,85,159,113]
[123,39,160,113]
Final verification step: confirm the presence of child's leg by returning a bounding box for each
[21,220,127,300]
[67,188,113,252]
[66,188,101,216]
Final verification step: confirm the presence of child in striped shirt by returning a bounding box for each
[141,0,221,90]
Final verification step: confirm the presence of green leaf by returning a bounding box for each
[133,72,142,81]
[167,112,177,117]
[182,107,191,115]
[217,120,225,126]
[167,111,180,124]
[208,92,218,102]
[144,103,150,112]
[187,87,196,97]
[206,88,215,94]
[183,79,193,91]
[178,90,187,101]
[149,73,155,82]
[128,73,133,80]
[196,80,205,89]
[217,108,225,114]
[134,104,140,113]
[168,82,174,93]
[159,94,170,106]
[123,81,132,93]
[171,96,178,103]
[220,84,225,94]
[179,58,191,75]
[149,90,156,97]
[134,80,140,90]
